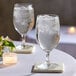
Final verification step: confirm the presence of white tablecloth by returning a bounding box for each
[0,41,76,76]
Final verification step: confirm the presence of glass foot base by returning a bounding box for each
[14,45,34,54]
[32,62,64,73]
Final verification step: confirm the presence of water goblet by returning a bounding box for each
[35,14,60,71]
[13,3,34,50]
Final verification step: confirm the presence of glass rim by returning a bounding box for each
[37,14,59,17]
[14,3,33,7]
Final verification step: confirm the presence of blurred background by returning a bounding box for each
[0,0,76,40]
[0,0,76,58]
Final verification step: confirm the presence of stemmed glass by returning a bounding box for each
[35,14,60,70]
[13,3,34,50]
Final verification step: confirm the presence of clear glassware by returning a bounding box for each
[13,3,34,50]
[36,14,60,70]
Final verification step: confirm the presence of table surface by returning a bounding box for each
[0,41,76,76]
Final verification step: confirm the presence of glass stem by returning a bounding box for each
[46,51,50,67]
[21,34,26,48]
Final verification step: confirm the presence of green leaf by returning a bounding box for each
[0,36,15,53]
[2,40,15,52]
[2,40,15,47]
[0,36,3,42]
[0,50,3,57]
